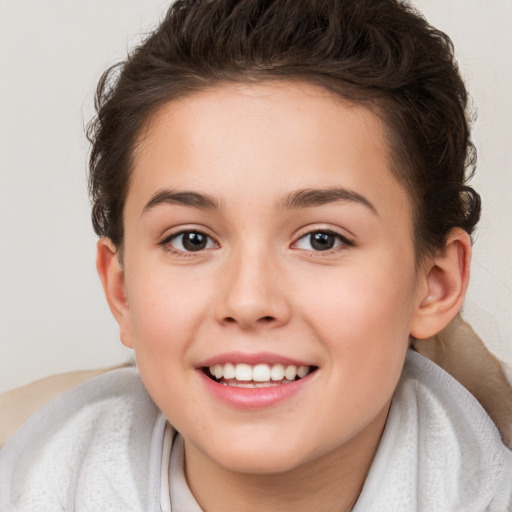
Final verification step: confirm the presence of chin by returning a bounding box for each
[217,449,308,475]
[193,428,322,475]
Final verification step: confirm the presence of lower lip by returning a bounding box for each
[198,370,315,409]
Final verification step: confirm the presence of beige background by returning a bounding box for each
[1,0,511,393]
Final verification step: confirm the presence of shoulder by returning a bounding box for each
[413,315,512,448]
[394,351,511,510]
[0,368,165,512]
[355,351,512,512]
[401,349,511,459]
[0,367,119,447]
[400,349,501,430]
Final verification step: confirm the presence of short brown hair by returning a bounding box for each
[88,0,480,256]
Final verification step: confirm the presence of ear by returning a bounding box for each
[96,238,133,348]
[410,228,472,340]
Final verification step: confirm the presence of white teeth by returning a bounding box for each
[270,364,285,381]
[224,380,294,388]
[207,363,312,384]
[285,365,297,381]
[235,363,252,381]
[297,365,309,378]
[253,364,271,382]
[223,363,236,380]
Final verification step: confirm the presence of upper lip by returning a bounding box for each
[197,351,315,368]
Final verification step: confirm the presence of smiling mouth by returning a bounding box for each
[204,363,318,388]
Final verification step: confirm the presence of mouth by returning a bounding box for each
[203,363,318,388]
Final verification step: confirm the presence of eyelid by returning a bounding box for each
[159,227,219,255]
[291,228,354,253]
[158,223,217,243]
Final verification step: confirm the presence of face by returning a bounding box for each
[108,82,430,475]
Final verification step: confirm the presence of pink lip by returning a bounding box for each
[197,366,317,410]
[197,351,313,368]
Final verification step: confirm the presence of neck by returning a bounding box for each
[183,404,389,512]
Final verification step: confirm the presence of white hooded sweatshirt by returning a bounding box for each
[0,350,511,511]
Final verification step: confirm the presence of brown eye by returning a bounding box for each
[310,232,336,251]
[294,230,352,252]
[167,231,216,252]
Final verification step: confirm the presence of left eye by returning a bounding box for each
[166,231,217,252]
[294,231,349,252]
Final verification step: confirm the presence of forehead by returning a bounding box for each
[127,81,411,226]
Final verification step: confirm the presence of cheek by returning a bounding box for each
[125,265,214,355]
[295,254,418,362]
[123,269,213,416]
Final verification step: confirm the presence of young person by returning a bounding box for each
[1,1,511,510]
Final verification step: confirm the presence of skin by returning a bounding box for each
[97,82,471,511]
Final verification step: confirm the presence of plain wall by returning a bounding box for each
[1,0,511,393]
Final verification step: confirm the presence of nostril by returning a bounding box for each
[221,315,278,326]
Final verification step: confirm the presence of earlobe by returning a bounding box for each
[410,228,472,340]
[96,238,133,348]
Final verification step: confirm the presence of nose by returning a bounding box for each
[214,248,291,330]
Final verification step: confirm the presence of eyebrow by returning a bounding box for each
[143,189,220,213]
[142,186,377,216]
[277,187,378,215]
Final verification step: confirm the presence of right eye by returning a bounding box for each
[293,230,353,253]
[164,230,217,253]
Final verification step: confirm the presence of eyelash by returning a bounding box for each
[160,230,218,257]
[292,229,354,255]
[160,228,353,257]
